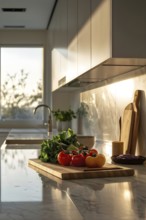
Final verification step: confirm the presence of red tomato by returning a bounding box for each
[57,151,72,166]
[89,149,98,156]
[81,151,90,159]
[71,154,85,167]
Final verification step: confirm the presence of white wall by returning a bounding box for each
[0,30,46,45]
[80,67,146,158]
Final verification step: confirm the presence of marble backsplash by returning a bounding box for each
[80,66,146,158]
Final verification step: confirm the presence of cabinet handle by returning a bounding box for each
[58,76,66,86]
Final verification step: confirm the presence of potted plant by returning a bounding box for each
[76,102,89,134]
[52,108,76,131]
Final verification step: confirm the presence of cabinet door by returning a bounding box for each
[91,0,111,68]
[51,0,68,91]
[59,0,68,84]
[51,2,61,91]
[67,0,78,83]
[77,0,91,76]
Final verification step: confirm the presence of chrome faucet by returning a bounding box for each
[34,104,52,132]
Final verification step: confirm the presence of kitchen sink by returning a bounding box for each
[5,129,95,148]
[5,129,50,145]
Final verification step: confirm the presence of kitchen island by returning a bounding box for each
[0,131,146,220]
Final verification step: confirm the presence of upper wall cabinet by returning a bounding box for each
[49,0,67,91]
[77,0,91,76]
[87,0,146,84]
[49,3,60,91]
[59,0,68,82]
[67,0,91,84]
[68,0,146,88]
[91,0,146,68]
[91,0,111,68]
[111,0,146,59]
[67,0,78,83]
[50,0,146,91]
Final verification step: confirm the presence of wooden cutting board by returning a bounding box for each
[120,103,134,154]
[120,90,142,154]
[28,159,134,180]
[130,90,142,154]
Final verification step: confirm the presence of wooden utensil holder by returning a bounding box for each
[112,141,124,156]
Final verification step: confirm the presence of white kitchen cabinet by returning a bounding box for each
[59,0,68,85]
[91,0,111,68]
[50,2,60,91]
[50,0,146,90]
[67,0,78,83]
[91,0,146,69]
[66,0,146,87]
[50,0,67,91]
[112,0,146,59]
[51,0,91,90]
[77,0,91,76]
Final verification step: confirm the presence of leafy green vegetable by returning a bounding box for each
[39,128,80,163]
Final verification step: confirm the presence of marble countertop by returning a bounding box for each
[0,143,146,220]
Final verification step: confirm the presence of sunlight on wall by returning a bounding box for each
[103,142,112,162]
[91,93,96,104]
[105,142,112,155]
[109,79,134,100]
[101,92,106,101]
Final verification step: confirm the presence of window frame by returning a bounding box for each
[0,45,48,129]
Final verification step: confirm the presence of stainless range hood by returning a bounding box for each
[62,0,146,89]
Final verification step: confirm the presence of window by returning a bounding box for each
[0,47,44,127]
